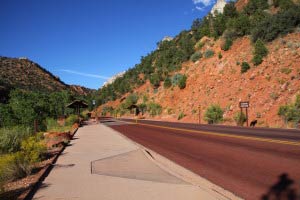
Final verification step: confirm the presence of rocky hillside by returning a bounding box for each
[96,0,300,128]
[0,57,93,102]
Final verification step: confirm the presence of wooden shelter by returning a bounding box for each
[66,100,88,116]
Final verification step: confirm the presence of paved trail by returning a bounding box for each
[33,123,216,200]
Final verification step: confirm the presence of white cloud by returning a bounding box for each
[195,6,204,11]
[192,0,215,6]
[59,69,109,80]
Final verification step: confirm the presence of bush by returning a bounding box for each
[150,73,160,88]
[163,77,172,89]
[190,51,202,62]
[0,154,15,190]
[274,0,295,10]
[172,74,185,86]
[218,52,223,59]
[65,114,78,126]
[46,118,72,132]
[243,0,269,15]
[147,102,162,116]
[0,152,32,188]
[177,112,186,120]
[204,49,215,58]
[241,62,251,73]
[204,104,224,124]
[252,39,268,66]
[278,95,300,127]
[178,75,187,89]
[21,135,46,164]
[0,126,32,154]
[221,38,233,51]
[138,103,147,115]
[251,6,300,42]
[234,112,247,126]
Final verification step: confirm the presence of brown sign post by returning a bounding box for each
[198,105,201,124]
[239,101,249,127]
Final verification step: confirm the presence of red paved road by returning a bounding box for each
[109,122,300,200]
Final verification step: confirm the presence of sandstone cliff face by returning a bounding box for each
[98,33,300,128]
[211,0,227,15]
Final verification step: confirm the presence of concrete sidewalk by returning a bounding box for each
[33,123,216,200]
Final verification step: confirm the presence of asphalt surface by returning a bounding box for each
[103,118,300,200]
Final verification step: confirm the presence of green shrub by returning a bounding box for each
[163,77,172,89]
[243,0,269,15]
[251,6,300,42]
[278,96,300,127]
[280,68,292,74]
[252,39,268,66]
[0,154,15,190]
[204,49,215,58]
[138,103,147,115]
[125,93,139,105]
[270,92,279,100]
[221,38,233,51]
[197,42,205,49]
[21,135,46,164]
[147,102,162,116]
[218,52,223,59]
[177,112,186,120]
[204,104,224,124]
[0,126,32,154]
[178,75,187,89]
[190,51,202,62]
[234,112,247,126]
[241,62,251,73]
[172,74,184,86]
[150,73,160,88]
[0,152,31,188]
[65,114,78,126]
[274,0,295,10]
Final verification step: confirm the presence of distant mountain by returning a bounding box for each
[0,56,94,102]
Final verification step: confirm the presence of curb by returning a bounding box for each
[103,122,242,200]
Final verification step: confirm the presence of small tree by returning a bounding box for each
[241,62,251,73]
[252,39,268,66]
[178,75,187,89]
[222,38,233,51]
[278,95,300,127]
[150,73,160,88]
[163,77,172,89]
[234,111,247,126]
[190,51,202,62]
[204,104,224,124]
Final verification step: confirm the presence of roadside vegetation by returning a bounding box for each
[204,105,224,124]
[278,95,300,128]
[0,89,87,195]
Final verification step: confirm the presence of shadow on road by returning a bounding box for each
[262,173,299,200]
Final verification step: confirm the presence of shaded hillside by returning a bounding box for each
[0,57,94,102]
[96,0,300,128]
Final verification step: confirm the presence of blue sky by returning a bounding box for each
[0,0,217,89]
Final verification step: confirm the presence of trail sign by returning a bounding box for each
[239,101,249,108]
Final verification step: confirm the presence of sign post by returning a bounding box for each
[198,105,201,124]
[239,101,249,127]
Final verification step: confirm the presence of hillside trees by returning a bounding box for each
[251,5,300,42]
[0,89,74,129]
[252,39,268,65]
